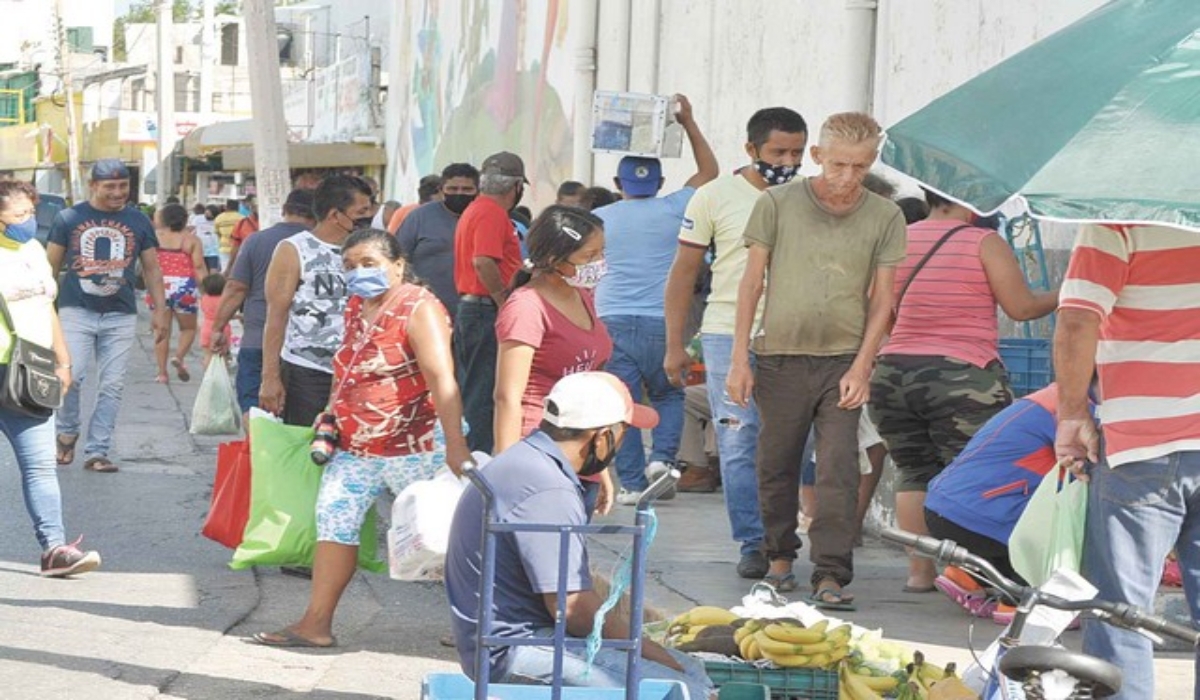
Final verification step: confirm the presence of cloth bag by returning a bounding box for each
[231,414,384,572]
[1009,463,1088,587]
[388,466,471,581]
[190,360,241,435]
[201,440,252,549]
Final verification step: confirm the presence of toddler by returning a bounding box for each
[200,273,233,368]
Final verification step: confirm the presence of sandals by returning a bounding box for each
[810,580,857,611]
[250,630,337,648]
[83,456,119,473]
[761,571,799,593]
[56,434,78,465]
[171,357,191,382]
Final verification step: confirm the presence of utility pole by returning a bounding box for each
[243,0,290,227]
[156,0,176,204]
[199,0,215,117]
[53,0,83,203]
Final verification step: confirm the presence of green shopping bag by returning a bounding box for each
[230,415,384,572]
[1008,463,1088,587]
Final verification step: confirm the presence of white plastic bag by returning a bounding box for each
[387,453,487,581]
[190,360,241,435]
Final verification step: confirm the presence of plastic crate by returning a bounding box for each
[998,337,1053,397]
[718,682,772,699]
[703,661,838,700]
[421,673,689,699]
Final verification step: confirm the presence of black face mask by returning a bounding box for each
[443,193,477,215]
[353,216,375,229]
[579,429,616,478]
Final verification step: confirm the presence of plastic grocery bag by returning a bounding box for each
[1009,464,1088,587]
[202,439,252,549]
[387,453,488,581]
[231,413,384,572]
[190,360,241,435]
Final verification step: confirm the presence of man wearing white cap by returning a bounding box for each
[445,371,714,699]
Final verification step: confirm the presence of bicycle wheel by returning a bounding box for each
[998,646,1122,699]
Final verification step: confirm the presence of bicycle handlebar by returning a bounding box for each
[881,528,1200,647]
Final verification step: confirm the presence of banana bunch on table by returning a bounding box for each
[665,606,849,668]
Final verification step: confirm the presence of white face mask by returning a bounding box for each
[563,258,607,289]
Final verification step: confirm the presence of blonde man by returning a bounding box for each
[726,113,906,610]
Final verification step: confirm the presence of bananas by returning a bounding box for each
[750,620,850,669]
[839,660,900,700]
[668,605,739,629]
[892,651,959,699]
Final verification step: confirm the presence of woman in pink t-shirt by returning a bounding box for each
[495,206,615,513]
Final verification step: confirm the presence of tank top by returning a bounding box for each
[158,247,194,278]
[881,220,999,368]
[279,230,346,373]
[332,286,444,457]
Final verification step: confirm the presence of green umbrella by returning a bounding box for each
[882,0,1200,230]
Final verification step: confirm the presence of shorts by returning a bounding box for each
[315,422,447,545]
[147,275,199,314]
[871,354,1012,492]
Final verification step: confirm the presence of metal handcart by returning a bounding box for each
[422,465,687,700]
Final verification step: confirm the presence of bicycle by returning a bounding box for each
[881,528,1200,699]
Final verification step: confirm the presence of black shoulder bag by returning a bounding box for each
[0,295,63,419]
[889,224,971,329]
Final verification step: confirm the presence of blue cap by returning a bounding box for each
[91,159,130,181]
[617,156,662,197]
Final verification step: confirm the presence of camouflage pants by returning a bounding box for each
[870,355,1013,492]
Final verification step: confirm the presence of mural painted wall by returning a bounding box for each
[387,0,575,209]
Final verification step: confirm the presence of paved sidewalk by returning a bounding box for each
[0,314,1191,698]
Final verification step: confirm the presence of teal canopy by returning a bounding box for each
[882,0,1200,230]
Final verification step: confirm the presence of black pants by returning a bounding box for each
[925,507,1025,584]
[281,360,332,428]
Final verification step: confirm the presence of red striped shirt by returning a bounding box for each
[1060,223,1200,466]
[881,220,999,367]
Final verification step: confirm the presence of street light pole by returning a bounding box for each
[53,0,83,203]
[156,0,176,203]
[243,0,291,227]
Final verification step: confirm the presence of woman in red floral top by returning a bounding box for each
[253,228,470,649]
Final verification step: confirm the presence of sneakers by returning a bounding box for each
[676,464,718,493]
[736,551,769,579]
[616,488,643,506]
[645,460,676,501]
[40,537,101,578]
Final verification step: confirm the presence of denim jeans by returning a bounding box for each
[454,299,498,454]
[1081,451,1200,700]
[701,333,764,555]
[0,368,65,551]
[501,627,714,700]
[56,307,139,460]
[603,315,684,491]
[235,347,263,414]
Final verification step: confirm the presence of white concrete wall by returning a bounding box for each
[0,0,114,69]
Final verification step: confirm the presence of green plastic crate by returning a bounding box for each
[704,661,838,700]
[718,682,771,699]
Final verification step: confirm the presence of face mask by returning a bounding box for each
[443,193,476,215]
[579,429,617,477]
[353,216,374,230]
[754,160,800,186]
[563,258,607,289]
[345,266,391,299]
[2,216,37,244]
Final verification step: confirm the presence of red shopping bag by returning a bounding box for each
[202,440,252,549]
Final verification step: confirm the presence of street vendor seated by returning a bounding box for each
[445,371,715,699]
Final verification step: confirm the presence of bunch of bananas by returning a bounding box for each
[893,652,974,700]
[837,661,903,699]
[665,606,743,656]
[739,619,852,668]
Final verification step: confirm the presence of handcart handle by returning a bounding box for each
[638,468,681,510]
[462,461,494,502]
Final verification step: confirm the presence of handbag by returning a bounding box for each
[889,224,971,329]
[201,440,252,549]
[0,294,63,419]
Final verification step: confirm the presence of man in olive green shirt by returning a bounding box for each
[726,112,906,610]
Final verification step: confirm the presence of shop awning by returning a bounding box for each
[221,142,386,170]
[181,119,254,158]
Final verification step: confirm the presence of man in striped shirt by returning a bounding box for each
[1055,222,1200,700]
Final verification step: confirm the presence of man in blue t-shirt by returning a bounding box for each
[445,371,712,699]
[47,159,169,473]
[593,94,718,505]
[397,162,480,318]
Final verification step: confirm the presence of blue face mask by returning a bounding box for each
[3,216,37,244]
[345,266,391,299]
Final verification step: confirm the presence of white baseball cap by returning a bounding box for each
[542,372,658,430]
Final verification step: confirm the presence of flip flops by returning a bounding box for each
[56,434,77,465]
[810,585,857,612]
[171,357,191,382]
[761,572,799,593]
[934,574,998,618]
[83,456,118,473]
[250,630,337,648]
